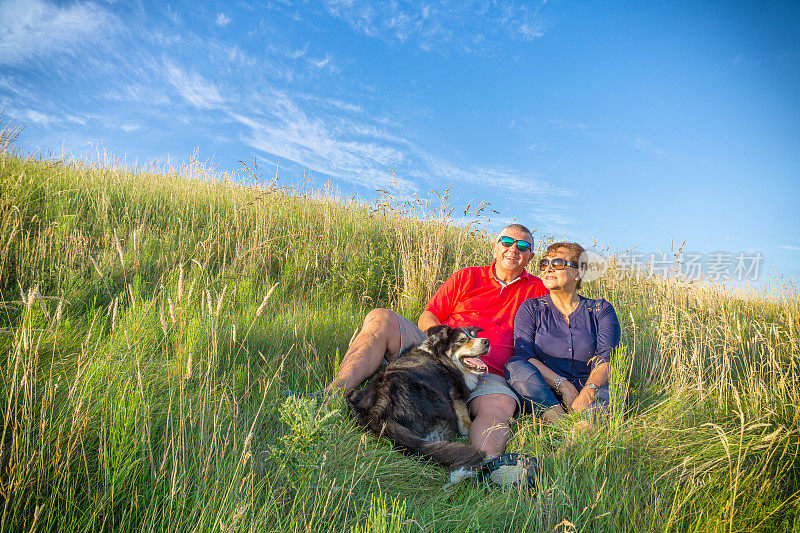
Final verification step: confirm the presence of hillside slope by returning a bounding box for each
[1,147,798,532]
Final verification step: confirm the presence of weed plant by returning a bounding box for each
[0,118,798,531]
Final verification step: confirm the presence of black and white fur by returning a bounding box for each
[347,325,489,470]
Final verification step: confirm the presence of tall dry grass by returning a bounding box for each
[0,118,798,531]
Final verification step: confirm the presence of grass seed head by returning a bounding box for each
[215,284,227,316]
[27,286,37,311]
[160,310,168,337]
[111,297,118,331]
[113,230,125,267]
[256,282,279,317]
[178,262,185,302]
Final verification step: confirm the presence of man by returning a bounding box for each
[298,223,547,462]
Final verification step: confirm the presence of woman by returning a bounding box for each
[505,242,621,422]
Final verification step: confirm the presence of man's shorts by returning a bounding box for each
[392,311,522,412]
[395,312,428,354]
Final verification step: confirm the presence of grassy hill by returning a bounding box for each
[1,127,798,531]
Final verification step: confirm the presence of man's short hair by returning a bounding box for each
[499,223,534,244]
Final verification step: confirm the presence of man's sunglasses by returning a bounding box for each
[498,236,532,252]
[539,257,579,270]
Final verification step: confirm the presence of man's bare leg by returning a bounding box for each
[468,394,517,459]
[326,308,402,395]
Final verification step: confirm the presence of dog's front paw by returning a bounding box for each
[456,416,471,437]
[443,466,481,490]
[451,398,472,436]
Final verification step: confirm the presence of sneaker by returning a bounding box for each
[479,453,539,489]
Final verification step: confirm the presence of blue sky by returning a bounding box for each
[1,0,799,286]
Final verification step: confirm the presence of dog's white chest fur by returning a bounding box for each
[463,372,480,391]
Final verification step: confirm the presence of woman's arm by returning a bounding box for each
[591,301,621,368]
[513,299,579,405]
[570,362,608,412]
[572,301,620,412]
[513,300,539,360]
[528,357,580,407]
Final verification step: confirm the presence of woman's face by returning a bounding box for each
[540,249,580,292]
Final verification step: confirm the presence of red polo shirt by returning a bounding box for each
[424,262,548,376]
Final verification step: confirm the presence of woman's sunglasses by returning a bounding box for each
[498,236,532,252]
[539,257,578,270]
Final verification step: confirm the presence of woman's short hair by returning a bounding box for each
[545,242,586,290]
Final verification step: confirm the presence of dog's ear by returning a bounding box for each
[464,326,483,337]
[425,324,453,337]
[426,324,452,338]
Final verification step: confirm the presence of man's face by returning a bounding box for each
[492,227,533,276]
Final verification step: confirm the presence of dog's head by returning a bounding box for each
[423,325,489,376]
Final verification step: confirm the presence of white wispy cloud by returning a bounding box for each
[228,91,414,190]
[103,82,171,106]
[0,0,118,65]
[778,245,800,251]
[23,109,56,127]
[288,42,310,59]
[307,96,364,114]
[163,5,181,26]
[0,74,28,97]
[4,106,92,129]
[513,22,545,41]
[528,142,553,153]
[415,151,569,196]
[223,81,575,211]
[0,74,36,116]
[319,0,549,53]
[1,0,572,233]
[309,55,333,69]
[542,118,668,159]
[164,61,224,109]
[227,89,575,226]
[403,149,577,230]
[494,1,545,41]
[215,12,231,27]
[469,166,572,198]
[548,118,587,131]
[222,44,260,68]
[631,136,667,157]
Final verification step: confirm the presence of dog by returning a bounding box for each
[346,325,489,471]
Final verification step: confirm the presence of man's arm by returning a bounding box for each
[418,310,441,333]
[418,268,467,333]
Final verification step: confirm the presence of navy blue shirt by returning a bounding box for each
[513,294,621,385]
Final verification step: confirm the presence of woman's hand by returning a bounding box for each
[570,388,594,412]
[557,381,580,409]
